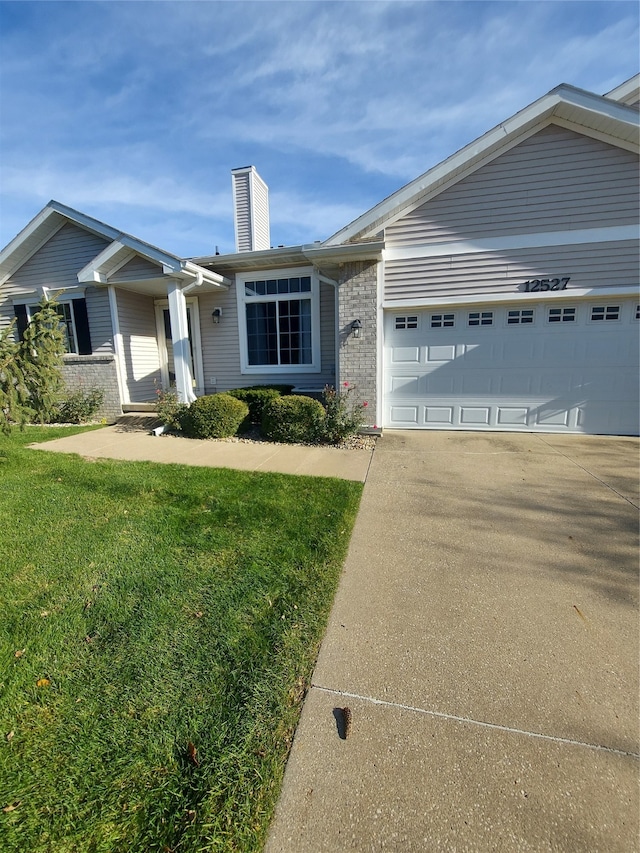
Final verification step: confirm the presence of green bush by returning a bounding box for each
[261,395,326,444]
[227,385,293,425]
[178,393,249,439]
[57,388,104,424]
[154,387,187,431]
[321,384,367,444]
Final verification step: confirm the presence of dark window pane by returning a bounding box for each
[300,276,311,292]
[247,302,278,365]
[266,279,277,295]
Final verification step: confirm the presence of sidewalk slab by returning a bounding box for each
[28,426,373,482]
[266,430,639,851]
[265,689,638,853]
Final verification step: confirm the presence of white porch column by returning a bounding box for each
[167,280,197,404]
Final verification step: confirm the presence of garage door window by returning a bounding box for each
[431,313,455,328]
[468,311,493,327]
[507,309,534,325]
[635,305,640,321]
[395,315,418,330]
[590,306,620,322]
[548,307,576,323]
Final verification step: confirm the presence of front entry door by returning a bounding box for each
[155,298,205,396]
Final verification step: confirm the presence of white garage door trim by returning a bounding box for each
[383,298,639,436]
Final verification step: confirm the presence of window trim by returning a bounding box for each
[395,314,419,330]
[505,308,535,326]
[430,312,455,329]
[467,310,494,327]
[236,267,321,374]
[547,306,577,324]
[589,304,621,323]
[15,294,91,355]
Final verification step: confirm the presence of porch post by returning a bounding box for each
[167,280,197,404]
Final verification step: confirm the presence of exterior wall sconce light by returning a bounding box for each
[212,307,222,324]
[351,319,362,338]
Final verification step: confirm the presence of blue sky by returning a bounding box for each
[0,0,637,257]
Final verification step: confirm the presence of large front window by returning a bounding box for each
[239,270,320,373]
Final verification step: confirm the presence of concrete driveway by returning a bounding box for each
[265,431,639,852]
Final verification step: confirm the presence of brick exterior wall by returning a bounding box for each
[62,354,122,423]
[337,260,378,427]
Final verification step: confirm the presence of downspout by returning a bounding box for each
[316,271,340,389]
[182,270,203,294]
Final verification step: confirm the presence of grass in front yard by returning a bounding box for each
[0,427,362,852]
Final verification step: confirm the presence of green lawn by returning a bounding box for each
[0,427,362,853]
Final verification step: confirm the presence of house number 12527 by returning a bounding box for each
[522,277,570,292]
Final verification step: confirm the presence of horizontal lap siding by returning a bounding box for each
[385,240,639,301]
[198,280,335,394]
[1,223,111,335]
[109,256,163,282]
[85,287,114,354]
[386,126,639,248]
[116,289,161,402]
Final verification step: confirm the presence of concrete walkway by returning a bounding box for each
[29,424,373,482]
[265,431,639,852]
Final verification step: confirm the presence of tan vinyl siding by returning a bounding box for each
[384,240,639,301]
[233,172,252,253]
[109,256,163,283]
[386,126,640,248]
[85,286,114,354]
[0,222,112,342]
[116,288,161,401]
[198,280,336,394]
[251,175,270,252]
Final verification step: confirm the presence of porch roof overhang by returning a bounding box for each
[78,238,230,297]
[193,239,384,282]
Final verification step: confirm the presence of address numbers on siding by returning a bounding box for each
[521,277,570,292]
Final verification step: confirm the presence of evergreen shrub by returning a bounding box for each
[179,393,249,439]
[261,395,326,444]
[227,385,294,425]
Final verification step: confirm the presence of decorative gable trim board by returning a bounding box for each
[323,83,639,247]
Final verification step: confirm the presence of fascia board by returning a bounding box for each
[605,73,640,104]
[77,241,134,283]
[323,85,640,247]
[0,208,67,286]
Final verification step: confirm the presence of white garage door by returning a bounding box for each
[384,298,639,435]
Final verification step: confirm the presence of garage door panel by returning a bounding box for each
[427,344,456,362]
[389,374,421,394]
[425,406,454,425]
[389,346,421,364]
[384,298,639,435]
[425,374,456,394]
[460,406,491,425]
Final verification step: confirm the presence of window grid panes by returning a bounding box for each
[507,309,534,325]
[548,307,576,323]
[395,315,418,330]
[431,313,455,328]
[590,305,620,322]
[244,275,313,367]
[245,276,311,297]
[468,311,493,327]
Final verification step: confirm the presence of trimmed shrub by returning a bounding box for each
[57,388,104,424]
[178,393,249,439]
[261,395,326,444]
[227,385,293,425]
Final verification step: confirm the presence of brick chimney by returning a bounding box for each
[231,166,270,252]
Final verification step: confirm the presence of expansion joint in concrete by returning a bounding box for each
[312,684,640,759]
